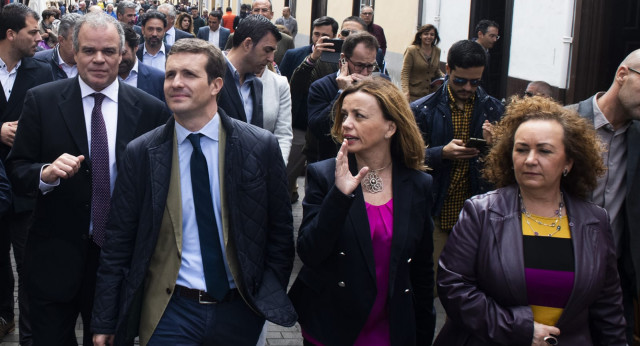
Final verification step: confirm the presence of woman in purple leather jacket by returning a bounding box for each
[435,96,626,345]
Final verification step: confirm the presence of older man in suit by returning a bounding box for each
[119,25,165,102]
[0,3,53,341]
[567,49,640,345]
[34,13,82,81]
[196,10,230,49]
[6,12,169,345]
[91,38,296,346]
[158,3,194,45]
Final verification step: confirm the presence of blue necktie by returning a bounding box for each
[187,133,229,300]
[91,93,109,248]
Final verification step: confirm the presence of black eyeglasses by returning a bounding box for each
[451,77,482,87]
[346,57,378,73]
[628,66,640,75]
[340,29,358,37]
[524,91,535,97]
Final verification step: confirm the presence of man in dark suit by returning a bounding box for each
[34,13,82,81]
[116,0,141,37]
[567,49,640,345]
[219,15,280,126]
[190,7,206,33]
[91,38,296,346]
[0,3,53,341]
[119,25,165,102]
[5,12,169,345]
[196,10,230,49]
[158,3,194,45]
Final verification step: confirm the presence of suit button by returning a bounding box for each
[338,281,345,288]
[405,289,411,294]
[166,288,171,294]
[84,204,90,210]
[339,251,346,256]
[407,257,412,263]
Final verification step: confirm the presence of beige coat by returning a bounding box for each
[401,44,444,102]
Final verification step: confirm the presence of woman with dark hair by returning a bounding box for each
[401,24,444,102]
[289,77,436,345]
[435,96,626,345]
[39,9,58,49]
[175,12,194,36]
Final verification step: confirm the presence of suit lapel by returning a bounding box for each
[4,59,37,118]
[222,66,247,122]
[249,78,263,127]
[490,187,528,304]
[388,163,410,296]
[59,78,90,160]
[556,195,600,328]
[347,155,376,281]
[115,82,141,164]
[627,122,640,195]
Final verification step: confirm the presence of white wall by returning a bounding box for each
[427,0,472,67]
[508,0,575,88]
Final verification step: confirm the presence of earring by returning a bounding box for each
[562,168,569,177]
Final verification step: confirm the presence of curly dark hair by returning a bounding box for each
[483,96,605,199]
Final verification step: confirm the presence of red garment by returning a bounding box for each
[222,10,236,33]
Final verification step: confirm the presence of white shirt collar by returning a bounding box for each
[78,75,119,103]
[0,56,21,74]
[143,42,167,57]
[175,112,220,144]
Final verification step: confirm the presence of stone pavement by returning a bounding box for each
[2,176,445,345]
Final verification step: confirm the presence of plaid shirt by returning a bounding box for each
[439,85,475,231]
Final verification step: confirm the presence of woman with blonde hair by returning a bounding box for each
[289,77,436,345]
[401,24,444,102]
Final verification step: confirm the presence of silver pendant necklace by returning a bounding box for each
[362,162,391,194]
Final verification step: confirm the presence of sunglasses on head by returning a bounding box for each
[451,77,482,87]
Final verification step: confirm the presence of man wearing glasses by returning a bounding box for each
[360,5,386,56]
[307,31,385,162]
[411,40,503,289]
[473,19,500,96]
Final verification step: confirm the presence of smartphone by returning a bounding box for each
[320,39,344,63]
[466,138,487,149]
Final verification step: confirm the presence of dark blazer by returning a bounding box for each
[5,77,170,302]
[173,27,194,41]
[34,47,68,81]
[569,96,640,295]
[136,43,171,63]
[91,113,297,342]
[0,57,52,160]
[278,44,312,81]
[0,160,11,218]
[218,63,263,126]
[435,185,626,346]
[289,156,435,345]
[136,62,165,102]
[196,26,230,49]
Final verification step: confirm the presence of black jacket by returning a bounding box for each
[411,81,504,216]
[91,111,297,343]
[289,156,435,345]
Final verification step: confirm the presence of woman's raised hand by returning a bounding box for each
[335,139,369,195]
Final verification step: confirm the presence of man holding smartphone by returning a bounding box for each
[306,31,384,162]
[411,40,504,288]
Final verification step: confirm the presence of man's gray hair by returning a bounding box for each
[58,13,82,39]
[157,3,176,20]
[116,1,136,16]
[252,0,272,10]
[73,12,124,52]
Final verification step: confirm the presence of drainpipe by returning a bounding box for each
[562,0,577,90]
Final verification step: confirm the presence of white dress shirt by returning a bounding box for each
[0,57,21,101]
[119,58,139,87]
[164,26,176,46]
[56,47,78,78]
[208,27,220,47]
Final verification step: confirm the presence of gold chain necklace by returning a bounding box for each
[519,192,565,237]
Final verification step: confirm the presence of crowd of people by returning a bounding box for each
[0,0,638,345]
